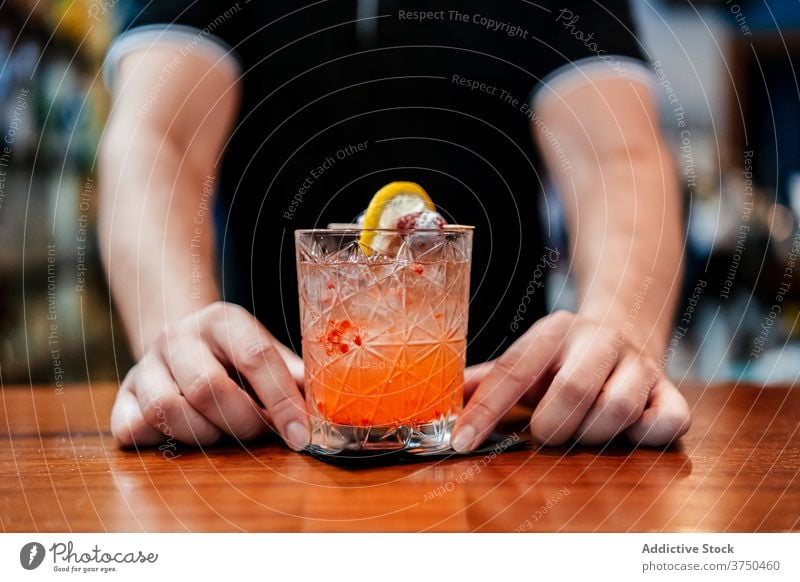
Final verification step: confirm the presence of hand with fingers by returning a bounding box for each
[110,302,310,451]
[452,310,691,452]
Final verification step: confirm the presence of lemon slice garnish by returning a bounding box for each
[359,182,434,253]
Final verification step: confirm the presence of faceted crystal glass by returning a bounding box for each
[295,227,473,453]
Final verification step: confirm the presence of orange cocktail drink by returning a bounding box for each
[296,227,472,452]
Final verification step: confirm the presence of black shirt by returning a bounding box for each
[111,0,645,363]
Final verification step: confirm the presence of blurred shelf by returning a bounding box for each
[5,0,112,69]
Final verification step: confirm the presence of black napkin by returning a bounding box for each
[302,432,530,468]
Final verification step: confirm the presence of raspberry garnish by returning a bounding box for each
[396,210,446,231]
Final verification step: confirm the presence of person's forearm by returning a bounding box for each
[534,77,683,359]
[99,122,220,357]
[99,48,241,358]
[569,144,682,358]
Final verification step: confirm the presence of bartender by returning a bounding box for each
[100,1,690,452]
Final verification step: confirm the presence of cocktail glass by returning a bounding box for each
[295,227,473,453]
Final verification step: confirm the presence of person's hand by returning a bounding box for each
[452,311,691,451]
[110,302,310,450]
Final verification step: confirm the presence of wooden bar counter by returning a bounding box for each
[1,383,798,532]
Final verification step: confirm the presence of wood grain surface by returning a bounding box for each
[1,383,798,532]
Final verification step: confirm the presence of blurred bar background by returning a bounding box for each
[0,0,126,386]
[0,0,798,387]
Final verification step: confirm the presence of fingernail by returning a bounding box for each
[285,421,310,451]
[451,425,477,453]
